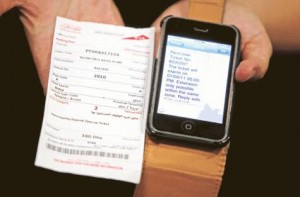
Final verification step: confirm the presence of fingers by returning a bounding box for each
[56,0,124,26]
[223,2,273,82]
[0,0,23,15]
[235,28,273,82]
[111,1,124,26]
[18,0,125,94]
[153,0,273,82]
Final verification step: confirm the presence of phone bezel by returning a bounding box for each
[148,17,240,146]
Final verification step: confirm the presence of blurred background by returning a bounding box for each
[2,1,299,196]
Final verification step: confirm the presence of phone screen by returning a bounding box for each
[157,35,232,124]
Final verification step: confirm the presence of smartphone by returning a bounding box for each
[148,17,240,146]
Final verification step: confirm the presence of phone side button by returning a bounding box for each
[181,121,195,133]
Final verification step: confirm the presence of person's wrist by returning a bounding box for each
[0,0,25,15]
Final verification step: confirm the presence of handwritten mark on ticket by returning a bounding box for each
[35,17,154,183]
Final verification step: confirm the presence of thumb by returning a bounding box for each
[0,1,24,15]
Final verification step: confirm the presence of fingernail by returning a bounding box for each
[240,70,256,82]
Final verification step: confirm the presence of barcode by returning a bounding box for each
[46,143,129,160]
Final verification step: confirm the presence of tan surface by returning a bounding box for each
[134,1,228,196]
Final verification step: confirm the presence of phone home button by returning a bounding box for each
[181,121,195,133]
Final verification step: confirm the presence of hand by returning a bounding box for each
[152,0,273,82]
[16,0,124,93]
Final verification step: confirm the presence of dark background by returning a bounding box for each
[2,1,299,196]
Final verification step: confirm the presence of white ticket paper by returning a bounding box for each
[35,17,154,183]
